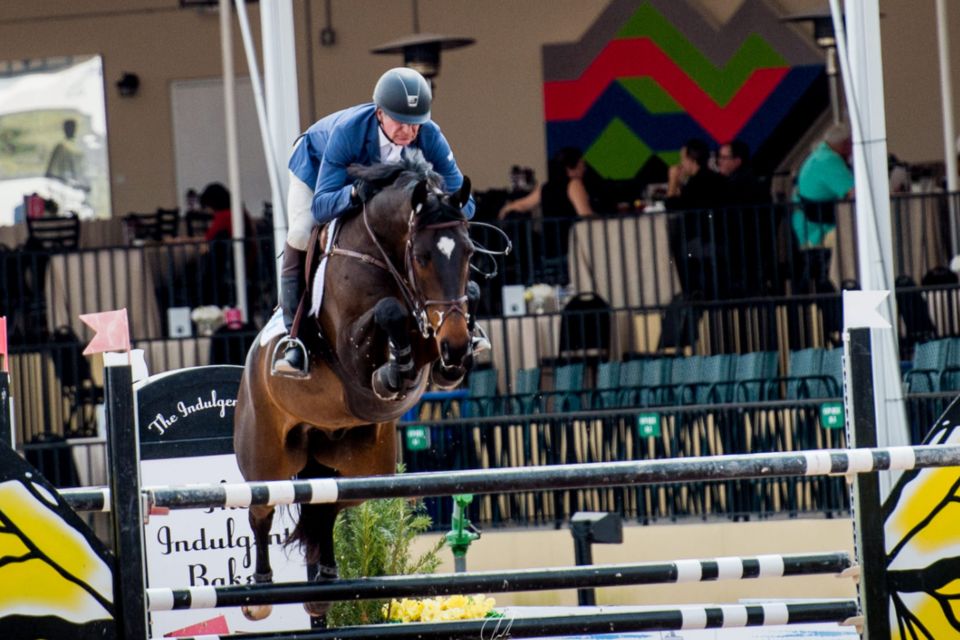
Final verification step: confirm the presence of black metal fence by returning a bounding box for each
[3,192,960,527]
[399,391,954,529]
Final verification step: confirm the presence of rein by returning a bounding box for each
[325,201,469,338]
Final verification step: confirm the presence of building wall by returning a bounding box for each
[0,0,956,216]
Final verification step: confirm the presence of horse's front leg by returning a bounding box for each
[241,504,276,620]
[371,297,418,401]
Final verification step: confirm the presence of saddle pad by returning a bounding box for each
[259,308,286,347]
[309,218,338,318]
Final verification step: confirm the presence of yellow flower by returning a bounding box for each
[383,595,497,623]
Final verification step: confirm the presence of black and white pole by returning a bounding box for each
[105,362,149,639]
[845,326,890,640]
[168,600,861,640]
[0,370,11,451]
[146,552,852,612]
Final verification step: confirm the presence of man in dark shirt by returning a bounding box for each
[665,138,727,299]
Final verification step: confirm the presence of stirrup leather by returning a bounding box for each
[271,336,309,378]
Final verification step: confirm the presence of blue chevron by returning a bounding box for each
[546,82,712,159]
[735,65,824,151]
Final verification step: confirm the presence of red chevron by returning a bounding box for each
[544,38,788,142]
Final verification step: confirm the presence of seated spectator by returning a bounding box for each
[199,182,254,243]
[665,138,727,211]
[197,182,257,307]
[498,147,594,283]
[498,147,593,220]
[717,139,770,205]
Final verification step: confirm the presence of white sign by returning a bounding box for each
[143,455,310,637]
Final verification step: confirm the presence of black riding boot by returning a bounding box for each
[274,245,309,376]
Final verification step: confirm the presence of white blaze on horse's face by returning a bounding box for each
[437,235,456,260]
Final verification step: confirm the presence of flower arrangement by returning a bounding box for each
[190,305,225,336]
[523,283,557,314]
[382,594,500,623]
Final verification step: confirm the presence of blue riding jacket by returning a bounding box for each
[288,103,475,224]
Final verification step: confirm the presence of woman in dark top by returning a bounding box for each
[498,147,594,280]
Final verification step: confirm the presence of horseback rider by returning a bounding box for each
[276,66,484,376]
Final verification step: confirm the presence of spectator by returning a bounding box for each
[790,123,855,344]
[498,147,594,283]
[717,139,770,205]
[888,153,910,193]
[665,138,727,210]
[198,182,253,243]
[660,138,728,350]
[717,140,775,298]
[197,182,256,308]
[498,147,593,220]
[791,123,854,289]
[665,138,727,297]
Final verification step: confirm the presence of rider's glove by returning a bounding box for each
[351,179,376,204]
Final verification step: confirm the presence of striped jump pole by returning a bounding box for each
[58,443,960,512]
[167,600,860,640]
[146,552,851,612]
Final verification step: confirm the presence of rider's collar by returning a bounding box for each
[377,126,406,164]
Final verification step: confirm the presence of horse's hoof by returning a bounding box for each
[242,604,273,621]
[304,600,333,617]
[372,367,403,401]
[431,363,466,389]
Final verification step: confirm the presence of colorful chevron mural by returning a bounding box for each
[543,0,828,182]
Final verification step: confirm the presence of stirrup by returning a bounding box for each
[471,325,491,354]
[271,336,309,378]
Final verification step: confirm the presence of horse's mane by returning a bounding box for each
[347,152,466,225]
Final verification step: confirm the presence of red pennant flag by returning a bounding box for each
[79,309,131,355]
[164,614,230,636]
[0,316,6,372]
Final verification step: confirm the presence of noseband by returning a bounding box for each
[325,202,469,339]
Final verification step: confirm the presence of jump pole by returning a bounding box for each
[59,443,960,512]
[146,552,852,612]
[162,601,861,640]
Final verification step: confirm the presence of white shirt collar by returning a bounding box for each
[378,127,405,164]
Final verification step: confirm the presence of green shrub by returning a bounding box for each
[326,496,444,627]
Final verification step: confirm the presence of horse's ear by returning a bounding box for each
[411,180,429,214]
[452,176,472,209]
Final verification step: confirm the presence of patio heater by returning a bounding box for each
[370,0,474,87]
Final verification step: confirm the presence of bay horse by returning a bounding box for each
[234,156,475,620]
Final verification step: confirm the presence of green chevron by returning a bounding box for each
[616,3,786,106]
[618,77,682,113]
[657,150,681,167]
[584,118,652,180]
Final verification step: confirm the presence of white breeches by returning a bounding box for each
[286,170,315,251]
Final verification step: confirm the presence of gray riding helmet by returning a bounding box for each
[373,67,432,125]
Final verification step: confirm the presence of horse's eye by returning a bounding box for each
[415,253,430,267]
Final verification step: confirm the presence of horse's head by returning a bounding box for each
[349,157,475,370]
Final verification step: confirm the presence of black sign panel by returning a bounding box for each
[136,365,243,460]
